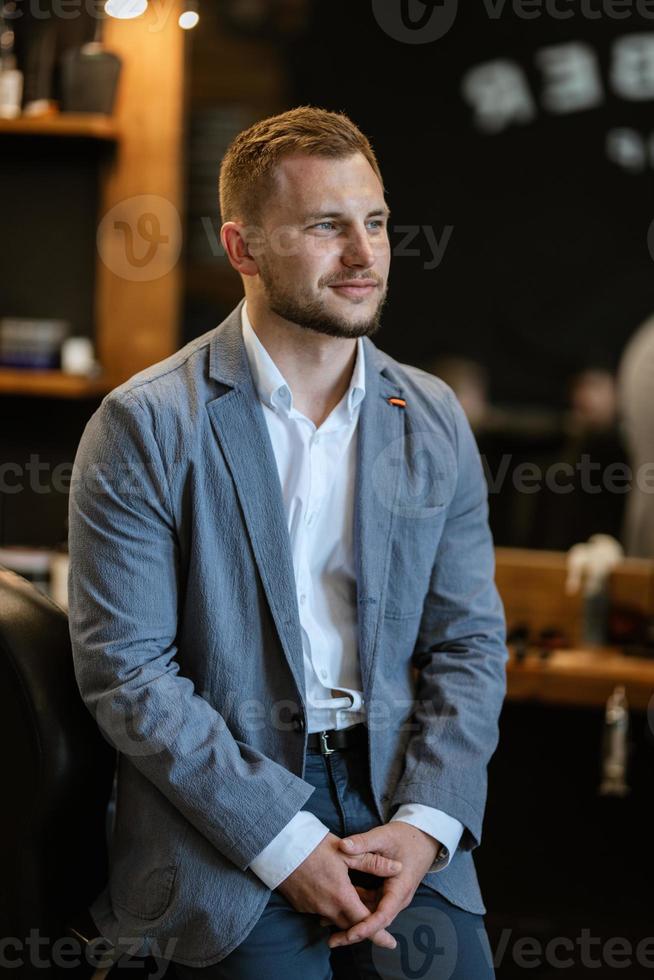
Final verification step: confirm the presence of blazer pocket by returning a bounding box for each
[111,863,178,920]
[382,605,424,622]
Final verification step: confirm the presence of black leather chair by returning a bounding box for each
[0,565,117,978]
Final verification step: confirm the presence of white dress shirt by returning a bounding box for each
[239,302,463,890]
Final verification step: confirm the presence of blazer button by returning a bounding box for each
[291,713,306,733]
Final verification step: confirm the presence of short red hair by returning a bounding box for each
[219,105,384,224]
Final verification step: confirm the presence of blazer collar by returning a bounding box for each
[240,300,366,421]
[208,297,390,396]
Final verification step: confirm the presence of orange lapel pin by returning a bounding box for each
[387,397,406,408]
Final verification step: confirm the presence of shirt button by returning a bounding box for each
[320,669,328,680]
[313,434,320,445]
[307,511,316,526]
[299,593,307,605]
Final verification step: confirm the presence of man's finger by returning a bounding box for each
[343,851,402,877]
[340,890,397,950]
[354,885,380,912]
[329,888,404,948]
[371,927,395,948]
[331,913,396,949]
[364,926,396,949]
[322,886,387,939]
[339,828,390,855]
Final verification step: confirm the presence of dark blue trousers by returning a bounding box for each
[173,739,495,979]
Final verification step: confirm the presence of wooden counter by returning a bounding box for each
[506,646,654,710]
[496,548,654,710]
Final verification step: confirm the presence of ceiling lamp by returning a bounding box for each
[179,0,199,29]
[104,0,148,19]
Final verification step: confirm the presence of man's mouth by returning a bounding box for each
[328,280,379,299]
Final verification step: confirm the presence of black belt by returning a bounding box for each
[306,723,366,755]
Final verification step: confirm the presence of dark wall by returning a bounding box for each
[0,136,101,341]
[480,700,654,977]
[0,396,101,548]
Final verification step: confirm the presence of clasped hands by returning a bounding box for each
[276,821,440,951]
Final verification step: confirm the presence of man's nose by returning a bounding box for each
[342,226,377,268]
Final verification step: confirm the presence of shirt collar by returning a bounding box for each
[241,301,366,422]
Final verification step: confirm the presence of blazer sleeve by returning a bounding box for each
[389,388,508,851]
[67,389,315,871]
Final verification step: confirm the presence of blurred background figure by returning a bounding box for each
[426,354,490,430]
[568,366,618,434]
[617,314,654,558]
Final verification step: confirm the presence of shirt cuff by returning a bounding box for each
[390,804,463,873]
[246,810,330,890]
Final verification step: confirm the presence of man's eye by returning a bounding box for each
[313,221,336,231]
[367,220,385,230]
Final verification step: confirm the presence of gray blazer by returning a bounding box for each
[67,300,507,968]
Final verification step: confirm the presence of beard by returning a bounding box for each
[257,261,388,339]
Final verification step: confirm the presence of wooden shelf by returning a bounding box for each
[0,114,119,141]
[0,368,110,399]
[507,646,654,711]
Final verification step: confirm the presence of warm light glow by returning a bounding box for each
[178,9,199,29]
[104,0,148,19]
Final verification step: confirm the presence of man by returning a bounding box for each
[68,106,507,979]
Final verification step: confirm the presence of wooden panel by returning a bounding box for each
[0,368,109,399]
[610,559,654,615]
[496,547,654,647]
[495,547,585,646]
[0,114,119,140]
[507,648,654,711]
[96,3,185,387]
[496,548,654,709]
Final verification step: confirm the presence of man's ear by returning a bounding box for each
[221,221,263,277]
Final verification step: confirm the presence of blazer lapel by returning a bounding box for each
[204,303,406,708]
[205,303,307,703]
[354,338,406,692]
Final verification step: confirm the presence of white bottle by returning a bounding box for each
[0,53,23,119]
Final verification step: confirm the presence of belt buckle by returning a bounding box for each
[319,731,335,755]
